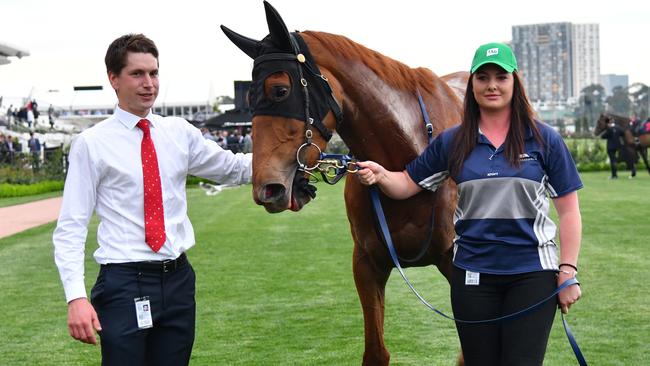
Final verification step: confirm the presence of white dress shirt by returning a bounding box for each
[53,107,252,302]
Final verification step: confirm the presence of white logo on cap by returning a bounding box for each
[486,48,499,57]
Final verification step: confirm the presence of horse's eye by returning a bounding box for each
[270,86,290,102]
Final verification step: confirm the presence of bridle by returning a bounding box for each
[251,32,357,184]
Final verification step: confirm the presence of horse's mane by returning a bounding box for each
[603,111,630,125]
[302,31,440,94]
[604,111,628,120]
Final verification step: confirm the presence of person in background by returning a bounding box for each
[26,101,35,128]
[242,128,253,153]
[200,126,217,142]
[600,119,627,179]
[0,134,6,162]
[356,42,583,366]
[52,33,252,366]
[48,104,55,129]
[6,104,14,129]
[28,131,41,172]
[2,133,15,164]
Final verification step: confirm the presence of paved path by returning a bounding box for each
[0,197,63,239]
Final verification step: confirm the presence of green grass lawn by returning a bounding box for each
[0,191,62,208]
[0,171,648,365]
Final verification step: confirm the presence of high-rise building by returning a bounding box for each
[572,24,601,97]
[511,22,573,103]
[511,22,600,102]
[600,74,629,96]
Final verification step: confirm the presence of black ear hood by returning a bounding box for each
[263,0,293,52]
[221,1,294,59]
[220,25,260,59]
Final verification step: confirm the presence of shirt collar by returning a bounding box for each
[114,105,157,130]
[476,124,535,143]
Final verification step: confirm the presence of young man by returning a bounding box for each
[28,131,41,172]
[53,34,252,366]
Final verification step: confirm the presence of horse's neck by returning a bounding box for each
[304,32,461,169]
[323,60,450,170]
[341,65,427,161]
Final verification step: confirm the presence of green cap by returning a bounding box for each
[470,42,518,73]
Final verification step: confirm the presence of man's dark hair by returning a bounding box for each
[104,34,159,75]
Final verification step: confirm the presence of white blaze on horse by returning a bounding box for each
[222,2,467,365]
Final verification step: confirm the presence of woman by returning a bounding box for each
[356,42,582,366]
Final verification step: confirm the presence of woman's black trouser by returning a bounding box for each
[451,267,557,366]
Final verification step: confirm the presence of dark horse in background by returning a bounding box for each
[222,2,467,364]
[594,112,650,175]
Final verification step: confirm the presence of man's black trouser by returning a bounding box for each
[91,254,196,366]
[608,149,619,177]
[451,266,557,366]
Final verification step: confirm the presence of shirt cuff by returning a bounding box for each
[64,280,88,303]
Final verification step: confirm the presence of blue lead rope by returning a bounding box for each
[369,186,587,365]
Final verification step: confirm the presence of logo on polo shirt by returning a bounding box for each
[519,153,537,161]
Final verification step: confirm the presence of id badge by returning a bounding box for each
[134,297,153,329]
[465,270,480,286]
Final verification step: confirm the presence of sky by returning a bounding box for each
[0,0,648,108]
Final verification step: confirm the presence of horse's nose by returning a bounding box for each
[258,183,286,204]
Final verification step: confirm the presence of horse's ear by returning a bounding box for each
[263,1,293,51]
[220,25,260,59]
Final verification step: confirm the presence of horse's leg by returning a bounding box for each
[352,241,391,366]
[640,146,650,174]
[625,146,637,177]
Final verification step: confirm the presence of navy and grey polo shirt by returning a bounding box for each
[406,122,582,275]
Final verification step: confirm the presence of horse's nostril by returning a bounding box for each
[261,184,286,202]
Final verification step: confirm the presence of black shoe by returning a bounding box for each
[609,176,618,179]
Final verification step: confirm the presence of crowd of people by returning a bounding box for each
[200,127,252,153]
[0,131,43,170]
[3,99,39,129]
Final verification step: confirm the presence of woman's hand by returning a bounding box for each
[355,161,386,186]
[557,270,582,314]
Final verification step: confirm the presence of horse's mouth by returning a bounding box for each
[256,171,317,213]
[289,174,317,211]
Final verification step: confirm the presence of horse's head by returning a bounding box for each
[221,1,343,213]
[594,113,611,136]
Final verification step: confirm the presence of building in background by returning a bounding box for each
[600,73,629,96]
[204,81,252,130]
[511,22,601,103]
[511,22,573,103]
[572,24,601,97]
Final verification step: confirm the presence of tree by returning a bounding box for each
[628,83,649,120]
[606,86,631,116]
[575,84,606,134]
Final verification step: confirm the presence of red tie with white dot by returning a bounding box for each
[137,119,166,252]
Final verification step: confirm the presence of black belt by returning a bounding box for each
[105,253,188,273]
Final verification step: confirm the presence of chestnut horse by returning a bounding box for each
[594,112,650,175]
[222,2,467,364]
